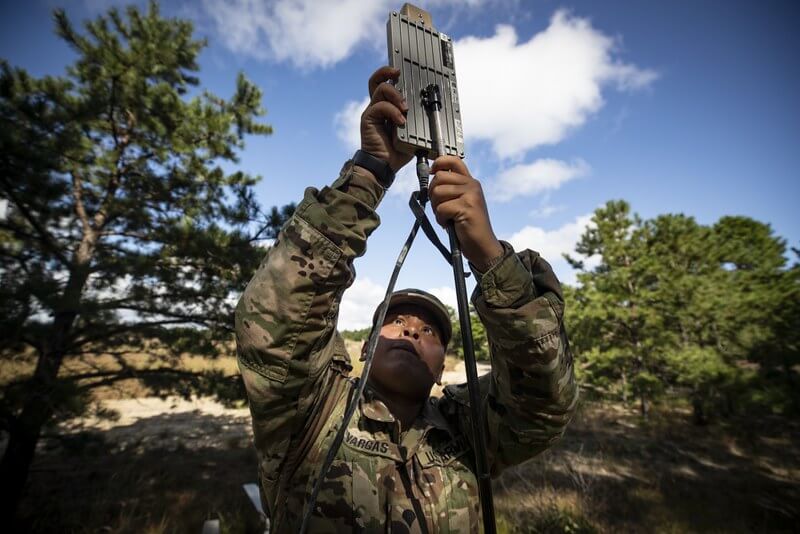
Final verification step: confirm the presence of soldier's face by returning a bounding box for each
[363,304,446,401]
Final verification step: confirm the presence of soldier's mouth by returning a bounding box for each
[389,340,420,359]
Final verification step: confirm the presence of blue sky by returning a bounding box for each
[2,0,798,329]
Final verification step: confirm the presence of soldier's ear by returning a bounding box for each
[360,341,367,362]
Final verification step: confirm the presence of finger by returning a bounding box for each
[363,101,406,127]
[371,82,408,112]
[431,155,469,176]
[430,169,470,188]
[429,183,465,207]
[368,66,400,98]
[433,198,465,227]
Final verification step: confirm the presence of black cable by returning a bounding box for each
[301,94,496,531]
[423,82,497,534]
[447,222,497,533]
[298,156,430,534]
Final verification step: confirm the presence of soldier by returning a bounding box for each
[235,66,578,533]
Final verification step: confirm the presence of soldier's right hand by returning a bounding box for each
[360,66,413,173]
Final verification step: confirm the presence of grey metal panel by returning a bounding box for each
[387,10,465,159]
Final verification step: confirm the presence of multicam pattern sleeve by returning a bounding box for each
[444,242,579,476]
[234,162,384,489]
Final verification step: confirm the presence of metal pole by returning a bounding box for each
[422,84,497,534]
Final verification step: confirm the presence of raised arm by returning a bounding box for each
[428,156,578,474]
[467,244,578,473]
[235,163,384,482]
[235,65,412,489]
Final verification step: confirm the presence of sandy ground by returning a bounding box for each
[440,360,491,385]
[55,397,253,452]
[52,360,491,452]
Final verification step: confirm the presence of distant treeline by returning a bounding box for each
[345,200,800,422]
[342,327,372,342]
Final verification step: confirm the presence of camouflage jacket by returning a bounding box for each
[235,161,578,533]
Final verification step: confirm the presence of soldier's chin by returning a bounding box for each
[395,367,435,398]
[377,364,434,399]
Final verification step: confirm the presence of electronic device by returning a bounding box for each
[387,4,465,159]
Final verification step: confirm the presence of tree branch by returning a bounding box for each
[71,170,92,236]
[73,367,236,393]
[67,318,217,351]
[3,367,220,392]
[0,175,70,267]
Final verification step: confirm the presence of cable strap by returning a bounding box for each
[409,191,470,278]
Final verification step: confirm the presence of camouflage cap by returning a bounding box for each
[372,288,452,346]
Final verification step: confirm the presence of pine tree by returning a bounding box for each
[0,2,293,515]
[565,201,799,421]
[566,200,664,416]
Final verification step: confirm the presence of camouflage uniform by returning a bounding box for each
[235,161,578,533]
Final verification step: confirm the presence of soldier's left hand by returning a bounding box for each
[430,156,504,272]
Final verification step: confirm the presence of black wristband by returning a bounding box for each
[353,150,395,189]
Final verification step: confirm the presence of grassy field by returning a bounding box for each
[5,350,800,533]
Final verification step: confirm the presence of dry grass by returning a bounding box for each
[9,397,798,533]
[1,343,242,401]
[493,401,799,533]
[6,344,799,532]
[2,340,459,400]
[19,431,263,533]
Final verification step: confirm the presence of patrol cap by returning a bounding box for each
[372,288,452,345]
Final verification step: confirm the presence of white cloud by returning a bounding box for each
[332,8,655,192]
[427,286,458,311]
[338,277,385,331]
[529,204,565,219]
[506,213,592,263]
[456,10,658,158]
[490,158,589,202]
[388,164,421,198]
[201,0,486,69]
[200,0,386,69]
[334,96,368,151]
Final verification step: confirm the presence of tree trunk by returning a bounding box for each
[785,360,800,413]
[0,244,92,519]
[639,392,648,419]
[0,373,58,519]
[692,396,707,425]
[724,391,735,417]
[621,370,628,405]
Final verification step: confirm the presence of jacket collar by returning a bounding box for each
[360,386,451,432]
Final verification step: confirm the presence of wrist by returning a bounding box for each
[471,239,505,273]
[353,149,395,188]
[353,164,380,187]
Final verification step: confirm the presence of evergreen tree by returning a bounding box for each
[566,200,665,416]
[565,201,799,421]
[0,2,292,515]
[447,304,490,361]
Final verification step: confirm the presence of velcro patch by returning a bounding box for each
[343,430,402,461]
[417,435,471,467]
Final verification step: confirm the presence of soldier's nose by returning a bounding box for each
[403,328,420,340]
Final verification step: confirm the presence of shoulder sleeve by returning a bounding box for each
[234,161,384,484]
[445,242,578,475]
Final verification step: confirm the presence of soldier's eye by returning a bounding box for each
[423,326,434,335]
[393,318,404,326]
